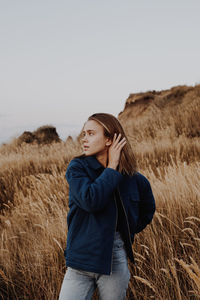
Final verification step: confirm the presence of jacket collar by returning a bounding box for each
[84,155,105,170]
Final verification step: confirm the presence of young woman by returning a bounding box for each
[59,113,156,300]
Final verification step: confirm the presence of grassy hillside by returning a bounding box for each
[0,84,200,299]
[119,84,200,142]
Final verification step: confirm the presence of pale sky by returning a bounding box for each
[1,0,200,145]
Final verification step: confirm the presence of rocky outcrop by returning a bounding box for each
[17,125,61,145]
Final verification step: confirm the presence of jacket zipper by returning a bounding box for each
[117,187,133,254]
[110,193,118,275]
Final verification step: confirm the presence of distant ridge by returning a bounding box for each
[119,85,193,119]
[17,125,61,145]
[118,84,200,141]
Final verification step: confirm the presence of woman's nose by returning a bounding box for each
[82,135,88,142]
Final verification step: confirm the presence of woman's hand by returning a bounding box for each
[107,133,126,170]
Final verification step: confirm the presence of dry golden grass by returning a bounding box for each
[0,139,80,299]
[0,86,200,299]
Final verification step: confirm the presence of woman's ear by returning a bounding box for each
[105,139,112,146]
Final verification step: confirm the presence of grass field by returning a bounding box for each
[0,86,200,299]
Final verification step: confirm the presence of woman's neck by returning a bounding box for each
[95,152,108,168]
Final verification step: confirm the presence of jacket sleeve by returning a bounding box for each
[135,173,156,233]
[65,159,123,213]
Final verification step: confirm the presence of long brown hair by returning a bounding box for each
[80,113,138,176]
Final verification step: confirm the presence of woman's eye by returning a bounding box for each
[81,132,93,137]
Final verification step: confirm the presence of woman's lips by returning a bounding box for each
[83,146,89,150]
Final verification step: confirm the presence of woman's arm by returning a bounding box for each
[66,159,123,213]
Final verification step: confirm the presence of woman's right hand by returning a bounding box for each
[107,133,126,170]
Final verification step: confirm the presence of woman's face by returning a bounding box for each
[81,120,111,157]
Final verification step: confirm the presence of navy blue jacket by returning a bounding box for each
[64,155,155,275]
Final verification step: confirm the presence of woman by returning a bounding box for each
[59,113,156,300]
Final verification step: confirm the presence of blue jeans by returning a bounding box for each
[59,231,130,300]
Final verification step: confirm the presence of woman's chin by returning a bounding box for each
[83,149,96,156]
[83,150,91,156]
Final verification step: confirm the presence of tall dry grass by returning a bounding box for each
[0,90,200,299]
[0,140,79,299]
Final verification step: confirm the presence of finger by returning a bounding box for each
[113,133,122,145]
[116,137,126,147]
[112,133,117,142]
[118,137,126,143]
[111,133,118,146]
[116,133,122,141]
[116,139,127,150]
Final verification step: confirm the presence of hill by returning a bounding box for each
[118,84,200,142]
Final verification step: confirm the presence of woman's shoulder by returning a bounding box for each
[133,171,152,187]
[65,156,88,181]
[67,154,87,170]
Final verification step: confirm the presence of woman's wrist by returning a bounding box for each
[107,164,117,170]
